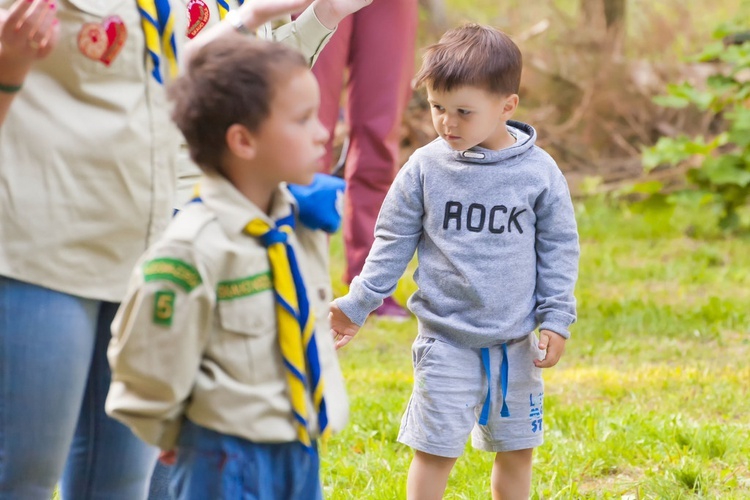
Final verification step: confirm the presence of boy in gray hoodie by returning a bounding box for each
[329,23,579,499]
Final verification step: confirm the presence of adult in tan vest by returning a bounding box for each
[0,0,369,498]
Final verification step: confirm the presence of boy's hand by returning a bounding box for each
[159,449,177,465]
[312,0,373,29]
[329,302,360,349]
[534,329,566,368]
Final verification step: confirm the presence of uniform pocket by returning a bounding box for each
[217,288,276,337]
[212,290,279,384]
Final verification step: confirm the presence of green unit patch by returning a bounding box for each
[217,272,272,301]
[153,290,176,326]
[143,258,202,292]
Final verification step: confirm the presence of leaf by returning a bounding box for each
[652,94,690,109]
[642,136,702,171]
[631,180,664,195]
[702,155,750,187]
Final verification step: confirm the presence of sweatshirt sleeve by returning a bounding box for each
[335,161,425,326]
[105,245,214,450]
[534,169,580,339]
[267,7,334,67]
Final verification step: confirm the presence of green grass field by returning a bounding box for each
[322,198,750,499]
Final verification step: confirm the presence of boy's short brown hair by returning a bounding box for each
[414,23,522,96]
[169,34,307,173]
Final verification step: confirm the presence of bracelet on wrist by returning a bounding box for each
[0,82,22,94]
[226,10,251,34]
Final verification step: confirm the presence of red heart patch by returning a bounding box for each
[186,0,210,39]
[77,16,127,66]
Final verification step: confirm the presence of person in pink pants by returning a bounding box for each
[312,0,418,318]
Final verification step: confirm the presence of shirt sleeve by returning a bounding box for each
[534,170,580,339]
[335,161,425,326]
[268,7,334,67]
[105,245,214,450]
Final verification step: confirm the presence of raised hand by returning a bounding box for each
[0,0,60,62]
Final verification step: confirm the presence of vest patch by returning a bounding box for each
[143,258,202,292]
[153,290,175,326]
[217,272,273,301]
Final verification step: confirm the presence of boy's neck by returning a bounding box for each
[223,164,277,215]
[496,128,517,150]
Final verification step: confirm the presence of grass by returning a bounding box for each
[321,197,750,499]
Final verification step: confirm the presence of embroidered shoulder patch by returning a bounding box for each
[143,258,202,292]
[217,272,272,301]
[153,290,175,326]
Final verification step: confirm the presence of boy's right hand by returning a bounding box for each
[159,449,177,465]
[329,302,360,349]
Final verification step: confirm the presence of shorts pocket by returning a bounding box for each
[412,336,437,371]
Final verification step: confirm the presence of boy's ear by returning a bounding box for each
[502,94,519,118]
[225,123,257,160]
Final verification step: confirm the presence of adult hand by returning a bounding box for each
[312,0,373,30]
[0,0,60,63]
[533,329,566,368]
[329,302,360,349]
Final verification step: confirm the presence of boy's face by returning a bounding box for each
[252,68,329,186]
[426,84,517,151]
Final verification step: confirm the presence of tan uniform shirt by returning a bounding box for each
[173,2,335,206]
[106,173,348,450]
[0,0,177,302]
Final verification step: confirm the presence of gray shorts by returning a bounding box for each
[397,333,545,458]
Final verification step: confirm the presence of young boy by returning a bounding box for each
[105,35,348,500]
[330,24,579,499]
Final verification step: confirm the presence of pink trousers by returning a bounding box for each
[312,0,418,283]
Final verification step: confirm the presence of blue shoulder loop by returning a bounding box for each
[288,174,346,233]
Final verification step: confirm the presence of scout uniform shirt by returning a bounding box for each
[0,0,178,302]
[173,0,335,207]
[105,172,349,450]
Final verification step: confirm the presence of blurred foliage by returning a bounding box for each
[641,22,750,232]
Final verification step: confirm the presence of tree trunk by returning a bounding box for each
[581,0,626,58]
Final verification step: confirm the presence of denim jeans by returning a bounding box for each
[170,420,323,500]
[0,277,158,500]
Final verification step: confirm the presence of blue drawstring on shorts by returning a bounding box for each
[478,344,510,425]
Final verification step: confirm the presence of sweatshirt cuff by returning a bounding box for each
[335,279,385,327]
[539,313,574,339]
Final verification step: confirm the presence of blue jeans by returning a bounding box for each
[170,420,323,500]
[0,277,158,500]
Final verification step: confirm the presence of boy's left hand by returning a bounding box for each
[534,329,566,368]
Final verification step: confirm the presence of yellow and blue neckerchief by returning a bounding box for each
[216,0,244,20]
[137,0,178,83]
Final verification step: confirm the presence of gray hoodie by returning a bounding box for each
[336,121,579,348]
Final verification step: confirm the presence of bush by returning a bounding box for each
[642,25,750,231]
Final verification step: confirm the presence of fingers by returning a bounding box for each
[333,332,353,350]
[2,0,57,58]
[534,330,566,368]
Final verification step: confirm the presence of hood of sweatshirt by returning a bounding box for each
[439,120,537,165]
